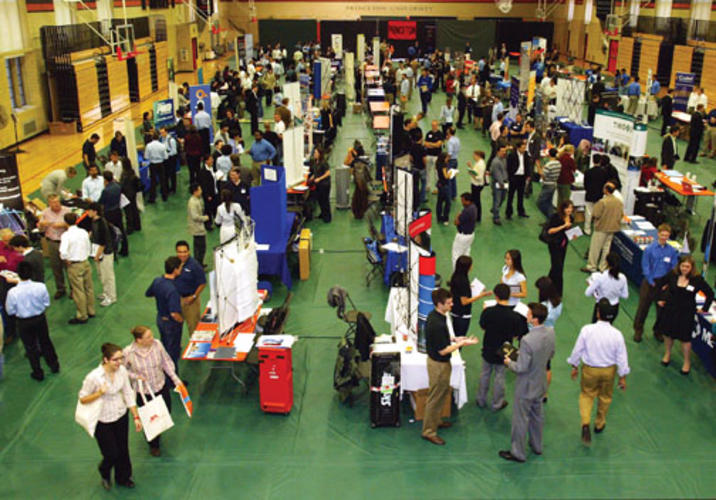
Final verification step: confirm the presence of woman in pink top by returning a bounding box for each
[124,325,183,457]
[556,144,576,207]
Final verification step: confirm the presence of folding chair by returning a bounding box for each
[364,237,384,287]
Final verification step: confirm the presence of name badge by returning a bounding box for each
[663,257,671,263]
[686,285,694,292]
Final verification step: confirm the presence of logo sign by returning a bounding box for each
[674,72,695,112]
[153,99,175,129]
[387,21,417,40]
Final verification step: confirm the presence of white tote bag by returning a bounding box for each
[137,380,174,442]
[75,397,102,437]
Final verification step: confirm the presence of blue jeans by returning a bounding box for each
[448,159,458,199]
[157,315,183,377]
[492,187,506,221]
[436,184,451,222]
[537,185,556,218]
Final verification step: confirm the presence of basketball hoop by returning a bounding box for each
[116,46,138,61]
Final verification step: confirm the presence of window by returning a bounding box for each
[0,0,24,53]
[5,57,27,110]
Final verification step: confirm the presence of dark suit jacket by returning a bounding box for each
[661,135,678,168]
[690,111,705,138]
[660,95,673,118]
[506,150,528,179]
[198,167,217,202]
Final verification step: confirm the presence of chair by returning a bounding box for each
[363,237,383,287]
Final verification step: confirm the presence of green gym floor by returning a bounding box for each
[1,86,715,499]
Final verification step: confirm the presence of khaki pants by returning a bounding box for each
[251,161,262,187]
[627,96,638,115]
[583,201,594,235]
[579,365,617,428]
[181,297,201,336]
[67,261,95,320]
[422,358,451,438]
[587,231,614,271]
[46,238,66,294]
[95,254,116,302]
[704,127,716,156]
[557,184,571,207]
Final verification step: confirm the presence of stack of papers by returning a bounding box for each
[233,334,256,353]
[470,278,485,297]
[257,335,297,348]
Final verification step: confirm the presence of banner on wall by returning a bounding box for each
[331,34,343,59]
[153,99,175,129]
[189,84,213,143]
[387,21,417,40]
[674,72,695,112]
[0,154,23,212]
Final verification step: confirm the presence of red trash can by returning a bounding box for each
[258,347,293,414]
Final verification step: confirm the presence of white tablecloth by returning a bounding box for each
[394,335,468,409]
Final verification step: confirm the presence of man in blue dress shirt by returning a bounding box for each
[193,101,213,155]
[248,130,277,187]
[146,257,184,375]
[160,126,179,195]
[633,223,679,343]
[5,261,59,381]
[174,240,206,336]
[626,76,641,116]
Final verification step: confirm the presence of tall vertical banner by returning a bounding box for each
[331,34,343,59]
[372,37,380,69]
[0,153,23,212]
[189,84,213,144]
[345,52,355,101]
[519,41,531,92]
[357,34,365,64]
[510,76,520,111]
[674,72,695,112]
[527,71,536,109]
[244,34,254,64]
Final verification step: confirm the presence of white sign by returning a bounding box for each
[373,36,380,68]
[345,52,355,101]
[357,34,365,63]
[331,34,343,59]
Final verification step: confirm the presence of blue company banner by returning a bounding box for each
[189,84,213,143]
[153,99,175,129]
[510,76,520,109]
[674,72,695,112]
[313,60,322,100]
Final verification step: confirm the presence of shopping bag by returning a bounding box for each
[137,380,174,442]
[75,397,102,437]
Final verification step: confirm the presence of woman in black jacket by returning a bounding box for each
[119,159,142,233]
[449,255,492,336]
[657,255,714,375]
[545,200,574,295]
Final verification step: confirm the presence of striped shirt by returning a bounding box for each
[542,159,561,186]
[79,365,135,423]
[124,339,181,393]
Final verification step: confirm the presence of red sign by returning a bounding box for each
[409,212,432,238]
[388,21,417,41]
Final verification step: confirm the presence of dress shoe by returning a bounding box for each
[594,424,606,434]
[494,401,509,412]
[88,314,96,319]
[661,359,670,367]
[68,318,88,325]
[150,447,161,457]
[519,213,529,218]
[498,450,525,463]
[530,447,543,455]
[653,332,664,342]
[680,368,690,376]
[633,331,643,343]
[101,478,111,491]
[118,479,135,488]
[30,371,44,382]
[422,434,445,445]
[54,291,66,300]
[581,424,591,445]
[438,421,453,429]
[542,396,548,404]
[50,364,60,374]
[493,219,502,226]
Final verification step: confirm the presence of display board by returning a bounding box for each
[283,81,301,119]
[331,34,343,59]
[556,77,585,124]
[674,72,695,112]
[0,154,23,212]
[357,34,365,63]
[345,52,355,101]
[372,37,380,68]
[153,98,174,129]
[282,125,305,188]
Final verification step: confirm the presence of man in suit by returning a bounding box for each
[505,140,529,219]
[660,89,674,137]
[661,125,680,169]
[245,83,260,135]
[684,104,705,163]
[499,302,555,463]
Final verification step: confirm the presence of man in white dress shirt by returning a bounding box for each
[59,212,94,324]
[81,165,104,202]
[567,299,630,446]
[104,151,123,181]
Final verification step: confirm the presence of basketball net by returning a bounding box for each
[495,0,513,14]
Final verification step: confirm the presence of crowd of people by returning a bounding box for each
[0,36,714,490]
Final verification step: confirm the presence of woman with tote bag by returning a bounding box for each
[78,343,142,491]
[124,325,183,457]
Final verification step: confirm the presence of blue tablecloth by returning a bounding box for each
[694,314,716,378]
[256,212,295,289]
[611,231,644,285]
[381,213,407,286]
[557,118,593,145]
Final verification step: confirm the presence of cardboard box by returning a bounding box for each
[298,239,310,280]
[352,103,362,114]
[409,389,452,421]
